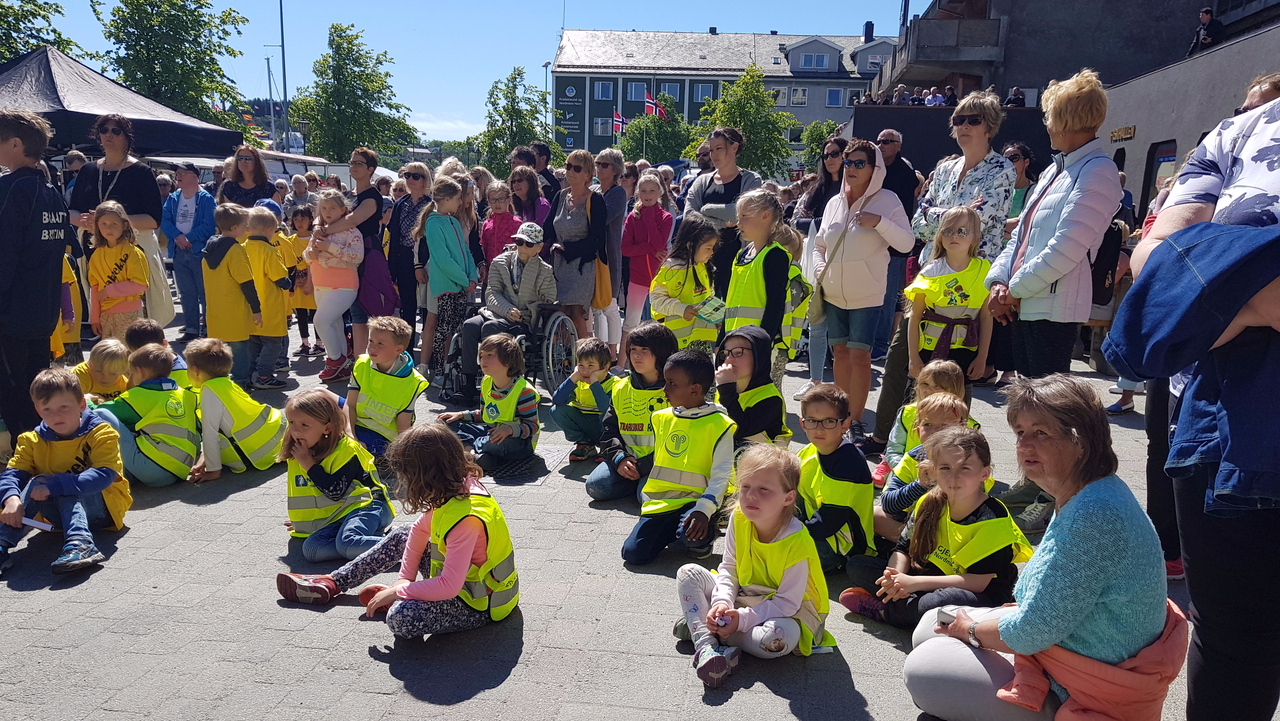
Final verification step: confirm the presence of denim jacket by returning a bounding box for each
[1101,221,1280,515]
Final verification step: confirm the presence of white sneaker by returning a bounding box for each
[1015,497,1054,534]
[1109,382,1146,395]
[792,380,816,400]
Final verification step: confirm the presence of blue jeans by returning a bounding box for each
[585,453,653,502]
[450,421,535,471]
[873,255,908,356]
[825,302,882,350]
[621,504,715,565]
[354,425,391,457]
[0,475,111,551]
[808,321,829,382]
[302,497,393,562]
[228,340,251,387]
[550,404,603,445]
[94,408,180,488]
[171,247,206,335]
[248,335,284,381]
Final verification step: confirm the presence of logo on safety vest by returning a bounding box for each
[484,401,501,421]
[664,432,689,457]
[165,397,185,417]
[294,474,310,487]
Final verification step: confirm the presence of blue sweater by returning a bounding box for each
[998,475,1166,698]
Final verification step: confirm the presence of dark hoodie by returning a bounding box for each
[203,235,261,313]
[802,440,875,556]
[717,325,787,444]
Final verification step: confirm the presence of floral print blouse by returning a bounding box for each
[912,149,1016,260]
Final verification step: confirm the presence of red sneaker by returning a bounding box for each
[318,355,350,382]
[839,587,886,620]
[871,460,891,488]
[358,584,389,607]
[1165,557,1185,580]
[276,573,340,604]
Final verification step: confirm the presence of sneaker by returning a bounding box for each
[0,546,11,575]
[871,460,891,488]
[569,444,596,462]
[838,587,885,620]
[792,380,815,401]
[306,343,327,358]
[253,376,288,390]
[685,542,714,560]
[845,420,867,443]
[318,356,350,382]
[358,584,388,607]
[694,645,732,688]
[50,541,106,575]
[996,479,1044,511]
[292,343,311,357]
[274,359,292,372]
[1165,557,1186,581]
[1015,496,1055,534]
[859,436,887,459]
[276,573,340,604]
[1105,401,1135,415]
[673,617,692,641]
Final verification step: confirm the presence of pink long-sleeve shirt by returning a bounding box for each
[480,211,523,265]
[710,517,811,632]
[621,203,672,288]
[396,477,490,602]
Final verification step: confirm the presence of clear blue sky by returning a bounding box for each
[54,1,905,141]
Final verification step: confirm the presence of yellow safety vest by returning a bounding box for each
[199,376,285,472]
[568,375,619,413]
[724,242,785,333]
[170,366,190,390]
[285,436,394,537]
[731,510,838,656]
[428,489,520,621]
[797,444,875,557]
[119,385,200,477]
[641,408,736,515]
[717,383,792,447]
[904,257,991,351]
[351,355,430,441]
[481,375,539,448]
[913,498,1033,575]
[778,264,812,359]
[899,404,982,455]
[610,376,669,458]
[650,263,717,348]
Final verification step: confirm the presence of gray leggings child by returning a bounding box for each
[330,524,489,637]
[676,563,801,658]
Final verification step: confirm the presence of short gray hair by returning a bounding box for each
[595,148,624,171]
[291,174,306,184]
[155,174,172,185]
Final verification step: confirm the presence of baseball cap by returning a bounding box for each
[254,198,283,219]
[176,162,201,175]
[512,222,543,244]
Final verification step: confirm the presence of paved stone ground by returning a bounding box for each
[0,321,1216,721]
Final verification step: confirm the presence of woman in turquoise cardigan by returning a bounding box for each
[414,176,478,379]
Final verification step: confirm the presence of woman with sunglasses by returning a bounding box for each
[542,149,608,340]
[509,166,549,225]
[68,114,175,328]
[215,145,275,208]
[812,139,914,442]
[685,127,763,299]
[386,162,433,348]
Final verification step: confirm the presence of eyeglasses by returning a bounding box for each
[513,238,542,248]
[1004,153,1024,162]
[718,346,752,359]
[875,138,900,145]
[565,163,585,173]
[236,156,255,163]
[941,227,971,237]
[349,160,368,167]
[842,158,869,169]
[403,172,426,181]
[821,150,843,160]
[696,152,710,159]
[99,126,125,137]
[800,417,846,430]
[951,114,985,127]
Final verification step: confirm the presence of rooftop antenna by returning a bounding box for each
[265,56,277,149]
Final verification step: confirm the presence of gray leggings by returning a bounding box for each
[328,523,491,638]
[676,563,801,659]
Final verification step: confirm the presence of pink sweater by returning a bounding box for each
[396,477,490,602]
[621,203,673,287]
[304,227,364,290]
[481,212,523,265]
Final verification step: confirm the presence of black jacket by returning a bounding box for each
[541,189,608,271]
[1188,18,1226,56]
[717,325,787,444]
[0,167,73,338]
[802,441,875,556]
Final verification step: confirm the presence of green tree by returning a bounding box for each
[0,0,85,62]
[619,93,695,163]
[420,139,479,169]
[93,0,252,139]
[468,67,561,180]
[800,119,840,171]
[684,64,800,179]
[290,24,417,163]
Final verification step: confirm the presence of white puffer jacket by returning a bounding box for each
[986,139,1122,323]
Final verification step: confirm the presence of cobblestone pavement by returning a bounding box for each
[0,324,1214,721]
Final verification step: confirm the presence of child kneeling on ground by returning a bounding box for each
[276,424,519,637]
[0,369,133,574]
[347,316,429,457]
[185,338,285,483]
[73,339,130,403]
[281,388,395,562]
[674,444,838,688]
[438,334,538,473]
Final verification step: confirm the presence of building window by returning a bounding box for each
[789,127,804,142]
[791,87,808,106]
[594,82,613,101]
[628,82,647,101]
[772,57,781,64]
[694,84,713,102]
[826,88,843,107]
[771,87,788,107]
[848,90,860,106]
[593,118,613,137]
[660,82,680,101]
[801,53,829,69]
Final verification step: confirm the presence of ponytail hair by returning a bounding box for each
[413,176,463,241]
[907,425,993,570]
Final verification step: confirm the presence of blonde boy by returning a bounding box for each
[243,207,291,391]
[185,338,284,482]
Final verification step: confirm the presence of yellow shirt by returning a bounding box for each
[87,242,148,312]
[72,361,128,401]
[244,236,289,337]
[50,256,76,356]
[203,240,256,343]
[287,232,316,310]
[8,415,133,531]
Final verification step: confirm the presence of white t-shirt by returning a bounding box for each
[175,193,197,235]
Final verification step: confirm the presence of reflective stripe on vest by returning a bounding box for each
[610,377,669,458]
[797,444,876,557]
[724,242,785,333]
[201,376,285,472]
[427,490,520,621]
[904,257,990,351]
[641,408,736,515]
[285,437,394,537]
[481,375,539,448]
[731,510,837,656]
[122,387,200,477]
[779,265,812,359]
[917,498,1033,575]
[351,355,430,441]
[650,264,718,347]
[718,383,792,447]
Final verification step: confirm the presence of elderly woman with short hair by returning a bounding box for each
[283,174,317,219]
[902,374,1182,721]
[542,149,607,340]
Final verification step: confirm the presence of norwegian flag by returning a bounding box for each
[613,110,627,134]
[644,92,667,120]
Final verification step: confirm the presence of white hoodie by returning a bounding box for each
[812,144,916,310]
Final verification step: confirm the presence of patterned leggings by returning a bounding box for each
[429,291,469,378]
[329,524,490,637]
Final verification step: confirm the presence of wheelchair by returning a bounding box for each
[437,301,579,404]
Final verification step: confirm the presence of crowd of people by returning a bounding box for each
[852,84,1027,108]
[1,60,1279,720]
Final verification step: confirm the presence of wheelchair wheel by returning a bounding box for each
[540,311,578,393]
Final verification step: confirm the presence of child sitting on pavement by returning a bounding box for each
[550,337,619,462]
[0,368,133,575]
[124,318,189,388]
[347,316,429,458]
[438,334,539,473]
[72,339,130,403]
[185,338,285,483]
[715,326,792,448]
[875,392,975,541]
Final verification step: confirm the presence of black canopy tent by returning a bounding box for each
[0,46,243,158]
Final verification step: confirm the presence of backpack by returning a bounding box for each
[1088,218,1127,306]
[355,235,401,317]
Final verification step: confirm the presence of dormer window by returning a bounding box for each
[801,53,829,69]
[773,57,781,64]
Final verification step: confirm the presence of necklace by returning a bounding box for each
[97,155,132,206]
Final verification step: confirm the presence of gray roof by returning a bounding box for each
[553,29,897,78]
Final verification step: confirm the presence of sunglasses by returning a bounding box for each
[403,172,426,181]
[718,346,752,359]
[842,158,869,169]
[1004,153,1024,162]
[821,150,843,160]
[951,114,985,127]
[800,417,846,430]
[565,163,585,173]
[349,160,368,167]
[875,138,900,145]
[98,126,125,137]
[236,156,255,162]
[941,227,971,237]
[513,238,542,248]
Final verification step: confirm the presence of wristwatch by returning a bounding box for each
[967,622,982,649]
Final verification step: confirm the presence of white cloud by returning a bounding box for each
[411,113,485,141]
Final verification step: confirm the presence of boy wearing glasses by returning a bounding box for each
[714,326,790,448]
[796,383,878,584]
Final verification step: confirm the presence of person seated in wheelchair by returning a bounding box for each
[457,222,557,403]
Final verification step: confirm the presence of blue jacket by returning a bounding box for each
[1101,221,1280,515]
[161,188,218,257]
